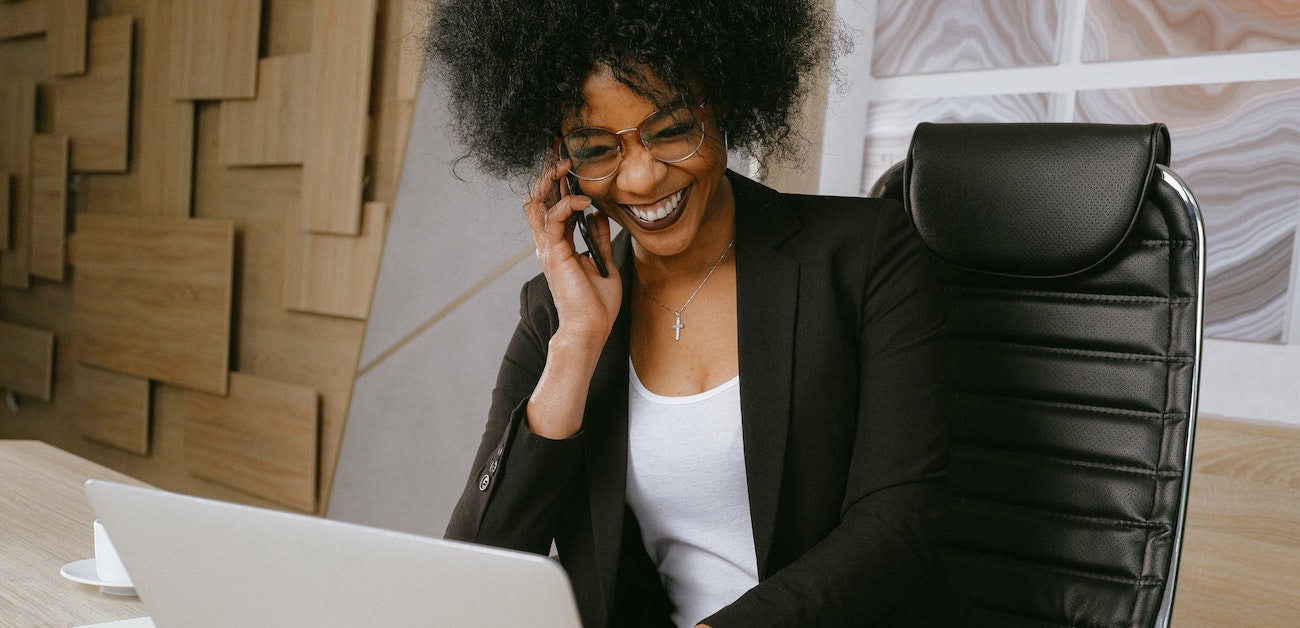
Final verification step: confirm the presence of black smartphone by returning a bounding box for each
[565,172,609,277]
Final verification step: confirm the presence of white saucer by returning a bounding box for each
[61,558,137,596]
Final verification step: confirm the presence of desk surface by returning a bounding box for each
[1,440,148,625]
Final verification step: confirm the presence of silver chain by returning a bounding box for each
[639,238,735,341]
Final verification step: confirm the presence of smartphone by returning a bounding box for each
[565,172,609,277]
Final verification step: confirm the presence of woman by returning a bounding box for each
[429,1,954,626]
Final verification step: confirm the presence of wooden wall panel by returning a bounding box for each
[0,320,54,401]
[0,0,44,40]
[0,79,35,288]
[167,0,261,100]
[0,0,417,517]
[30,134,68,281]
[75,363,150,455]
[282,201,387,319]
[50,14,132,173]
[395,0,427,103]
[219,54,309,166]
[368,0,422,207]
[45,0,87,76]
[261,0,313,57]
[183,372,319,512]
[73,213,234,395]
[1,173,9,250]
[300,0,378,235]
[135,0,195,216]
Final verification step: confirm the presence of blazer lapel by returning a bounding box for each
[730,173,801,577]
[583,173,802,598]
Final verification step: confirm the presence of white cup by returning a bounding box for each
[93,519,132,586]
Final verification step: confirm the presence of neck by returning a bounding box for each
[632,175,736,291]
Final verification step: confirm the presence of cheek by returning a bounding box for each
[599,202,633,229]
[583,183,628,223]
[574,178,611,203]
[693,136,729,175]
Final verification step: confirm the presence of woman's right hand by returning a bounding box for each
[521,160,622,439]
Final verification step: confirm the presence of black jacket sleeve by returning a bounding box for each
[444,279,586,555]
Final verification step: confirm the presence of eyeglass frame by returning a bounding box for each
[558,103,709,182]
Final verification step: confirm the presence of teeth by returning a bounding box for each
[629,189,684,222]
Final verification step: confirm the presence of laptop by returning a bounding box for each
[83,480,582,627]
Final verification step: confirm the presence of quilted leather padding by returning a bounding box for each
[874,123,1201,628]
[904,123,1171,278]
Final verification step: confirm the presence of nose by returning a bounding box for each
[613,141,665,197]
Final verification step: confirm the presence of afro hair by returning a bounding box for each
[425,0,839,179]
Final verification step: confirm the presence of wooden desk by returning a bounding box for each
[0,440,149,625]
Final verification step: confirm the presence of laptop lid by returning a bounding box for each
[84,480,582,627]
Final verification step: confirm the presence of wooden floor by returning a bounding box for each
[1171,415,1300,626]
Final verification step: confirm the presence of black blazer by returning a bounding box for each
[446,172,953,627]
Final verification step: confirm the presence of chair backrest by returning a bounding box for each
[871,122,1204,628]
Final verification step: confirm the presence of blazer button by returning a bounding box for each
[489,458,499,474]
[478,474,491,491]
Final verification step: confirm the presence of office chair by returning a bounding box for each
[871,123,1204,628]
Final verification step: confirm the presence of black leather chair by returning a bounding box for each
[871,123,1204,628]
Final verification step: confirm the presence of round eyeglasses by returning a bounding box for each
[559,104,707,181]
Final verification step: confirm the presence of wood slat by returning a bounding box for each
[183,372,319,512]
[1,173,9,250]
[135,0,195,216]
[73,213,234,395]
[0,79,35,288]
[0,320,54,401]
[395,0,428,102]
[368,1,420,205]
[300,0,378,235]
[50,14,132,172]
[167,0,261,100]
[261,0,312,56]
[44,0,87,76]
[282,201,387,319]
[75,363,151,455]
[219,54,309,166]
[0,0,44,40]
[29,134,68,281]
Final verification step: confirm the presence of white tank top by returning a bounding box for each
[626,362,759,628]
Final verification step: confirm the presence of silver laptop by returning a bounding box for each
[84,480,582,627]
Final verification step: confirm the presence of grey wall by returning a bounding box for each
[327,77,539,535]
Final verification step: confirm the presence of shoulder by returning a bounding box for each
[785,191,908,240]
[729,171,913,261]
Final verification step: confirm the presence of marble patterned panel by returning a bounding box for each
[872,0,1062,77]
[859,93,1056,193]
[1076,80,1300,343]
[1083,0,1300,62]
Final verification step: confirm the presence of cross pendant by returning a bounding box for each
[671,312,684,341]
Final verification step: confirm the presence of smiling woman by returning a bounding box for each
[426,2,962,627]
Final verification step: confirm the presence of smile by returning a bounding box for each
[625,188,686,223]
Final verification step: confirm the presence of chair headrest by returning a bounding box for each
[904,122,1170,278]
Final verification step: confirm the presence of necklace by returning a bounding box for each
[639,238,736,341]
